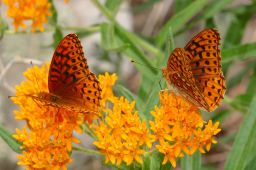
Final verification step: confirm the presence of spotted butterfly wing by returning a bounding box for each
[162,48,210,110]
[47,34,101,113]
[162,28,225,112]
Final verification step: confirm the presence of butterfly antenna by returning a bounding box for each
[30,61,42,93]
[131,60,162,71]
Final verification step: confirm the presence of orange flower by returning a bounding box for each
[98,72,118,106]
[3,0,51,32]
[12,64,119,169]
[11,64,82,169]
[150,91,221,167]
[93,97,155,166]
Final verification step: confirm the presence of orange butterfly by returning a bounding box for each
[162,28,226,112]
[29,34,101,113]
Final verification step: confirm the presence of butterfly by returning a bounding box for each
[162,28,226,112]
[29,34,102,114]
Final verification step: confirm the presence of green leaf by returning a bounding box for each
[0,16,8,39]
[211,109,230,123]
[175,0,194,12]
[74,24,101,38]
[0,124,22,153]
[105,0,122,16]
[92,0,163,60]
[155,0,209,47]
[100,23,130,52]
[143,151,165,170]
[117,84,135,102]
[52,26,63,48]
[201,0,234,20]
[224,95,256,170]
[101,23,116,49]
[181,151,201,170]
[227,61,256,89]
[245,155,256,170]
[133,0,161,13]
[114,26,158,76]
[229,94,252,113]
[222,43,256,63]
[223,4,256,48]
[48,0,58,25]
[141,75,162,119]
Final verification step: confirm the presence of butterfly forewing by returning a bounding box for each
[48,34,89,94]
[185,29,225,111]
[47,34,101,112]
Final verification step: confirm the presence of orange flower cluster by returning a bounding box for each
[3,0,51,32]
[93,96,155,166]
[12,64,84,170]
[98,72,118,106]
[12,64,222,169]
[150,91,221,167]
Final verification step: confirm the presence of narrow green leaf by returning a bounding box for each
[212,109,230,123]
[181,151,201,170]
[117,84,135,102]
[245,155,256,170]
[175,0,194,12]
[105,0,122,16]
[48,0,58,25]
[100,23,130,52]
[143,151,164,170]
[142,74,162,119]
[0,124,21,153]
[0,16,8,39]
[133,0,161,13]
[92,0,163,60]
[101,23,116,50]
[223,4,256,48]
[155,0,209,47]
[227,61,256,89]
[114,26,158,76]
[224,95,256,170]
[201,0,233,19]
[53,26,63,48]
[222,43,256,63]
[158,27,175,67]
[229,94,251,113]
[74,24,101,38]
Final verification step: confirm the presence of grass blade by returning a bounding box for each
[0,124,21,153]
[224,95,256,170]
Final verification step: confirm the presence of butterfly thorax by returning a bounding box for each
[31,92,62,106]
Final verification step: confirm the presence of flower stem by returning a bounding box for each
[73,146,102,156]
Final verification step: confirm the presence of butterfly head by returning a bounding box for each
[162,67,170,82]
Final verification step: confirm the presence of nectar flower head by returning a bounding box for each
[150,91,221,167]
[98,72,118,106]
[12,64,83,170]
[3,0,51,32]
[93,96,155,166]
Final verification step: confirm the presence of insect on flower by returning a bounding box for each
[23,34,102,114]
[162,28,226,112]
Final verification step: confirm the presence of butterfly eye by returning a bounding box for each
[50,96,58,102]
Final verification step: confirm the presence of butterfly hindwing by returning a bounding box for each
[164,48,210,110]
